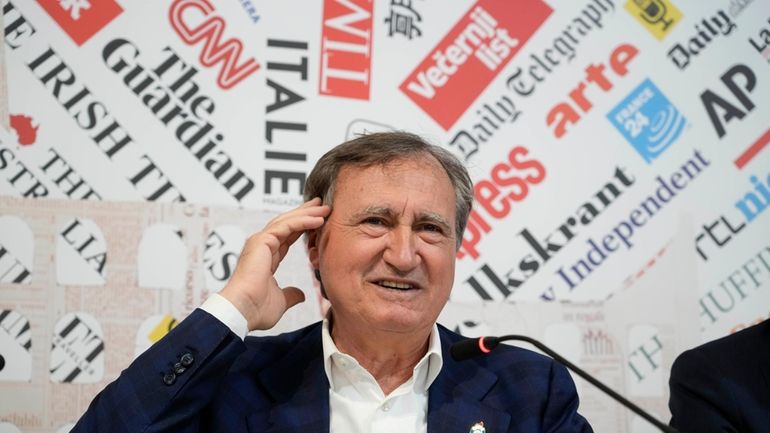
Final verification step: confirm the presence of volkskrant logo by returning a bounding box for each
[37,0,122,46]
[399,0,551,130]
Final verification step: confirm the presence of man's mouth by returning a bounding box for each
[376,280,415,290]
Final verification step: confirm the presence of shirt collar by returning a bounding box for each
[321,318,443,394]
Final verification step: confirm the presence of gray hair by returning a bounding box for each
[304,131,473,249]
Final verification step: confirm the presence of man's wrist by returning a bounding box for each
[200,293,249,340]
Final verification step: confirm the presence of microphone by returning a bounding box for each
[630,0,673,30]
[451,335,679,433]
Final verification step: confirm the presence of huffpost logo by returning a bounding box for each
[624,0,682,40]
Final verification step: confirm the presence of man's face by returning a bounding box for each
[309,156,457,336]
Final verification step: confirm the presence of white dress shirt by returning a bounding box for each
[200,293,444,433]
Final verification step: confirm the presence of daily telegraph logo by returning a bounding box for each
[399,0,552,130]
[607,79,685,163]
[36,0,122,46]
[623,0,681,40]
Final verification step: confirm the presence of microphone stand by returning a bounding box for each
[461,335,679,433]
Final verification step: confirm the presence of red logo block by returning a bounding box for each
[37,0,123,46]
[399,0,551,130]
[319,0,374,100]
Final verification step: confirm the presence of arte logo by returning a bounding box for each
[607,78,685,163]
[399,0,552,130]
[169,0,261,90]
[36,0,122,46]
[623,0,681,40]
[319,0,375,100]
[9,114,38,145]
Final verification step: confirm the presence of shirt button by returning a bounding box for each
[382,402,391,412]
[162,372,176,386]
[180,352,194,367]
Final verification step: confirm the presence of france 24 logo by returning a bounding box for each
[607,78,686,163]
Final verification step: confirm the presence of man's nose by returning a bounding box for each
[383,225,420,272]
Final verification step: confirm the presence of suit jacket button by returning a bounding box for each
[173,362,186,375]
[163,372,176,386]
[180,352,194,367]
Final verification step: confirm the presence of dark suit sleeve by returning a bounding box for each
[71,309,246,433]
[668,348,740,433]
[542,360,594,433]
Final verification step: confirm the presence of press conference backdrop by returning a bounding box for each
[1,0,769,431]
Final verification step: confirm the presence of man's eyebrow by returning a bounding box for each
[352,207,451,230]
[352,206,395,220]
[417,212,452,232]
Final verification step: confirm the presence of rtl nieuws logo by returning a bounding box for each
[400,0,552,130]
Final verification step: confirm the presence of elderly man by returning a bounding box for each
[73,132,592,433]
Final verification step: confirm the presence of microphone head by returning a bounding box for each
[450,336,500,361]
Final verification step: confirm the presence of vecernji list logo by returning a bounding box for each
[399,0,552,130]
[36,0,123,46]
[607,78,686,163]
[623,0,681,41]
[169,0,261,90]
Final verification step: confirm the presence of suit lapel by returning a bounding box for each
[251,324,330,433]
[428,328,511,433]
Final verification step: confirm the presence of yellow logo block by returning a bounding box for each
[148,315,179,343]
[624,0,682,40]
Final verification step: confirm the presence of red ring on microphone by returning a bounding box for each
[478,337,492,354]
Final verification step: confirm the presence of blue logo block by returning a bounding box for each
[607,79,685,163]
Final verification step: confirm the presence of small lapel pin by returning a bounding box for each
[469,421,485,433]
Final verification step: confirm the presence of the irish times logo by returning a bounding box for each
[624,0,681,40]
[607,79,685,163]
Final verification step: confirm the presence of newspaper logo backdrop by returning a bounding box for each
[623,0,682,40]
[49,313,105,383]
[0,310,32,382]
[399,0,552,130]
[36,0,123,46]
[607,78,686,163]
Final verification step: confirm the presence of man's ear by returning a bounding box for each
[307,228,320,269]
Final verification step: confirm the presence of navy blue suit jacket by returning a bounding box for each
[73,309,592,432]
[669,319,770,432]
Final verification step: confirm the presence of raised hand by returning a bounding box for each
[220,198,331,331]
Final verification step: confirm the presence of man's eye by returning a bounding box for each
[363,217,384,225]
[422,224,442,233]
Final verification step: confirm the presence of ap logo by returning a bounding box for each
[607,79,685,163]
